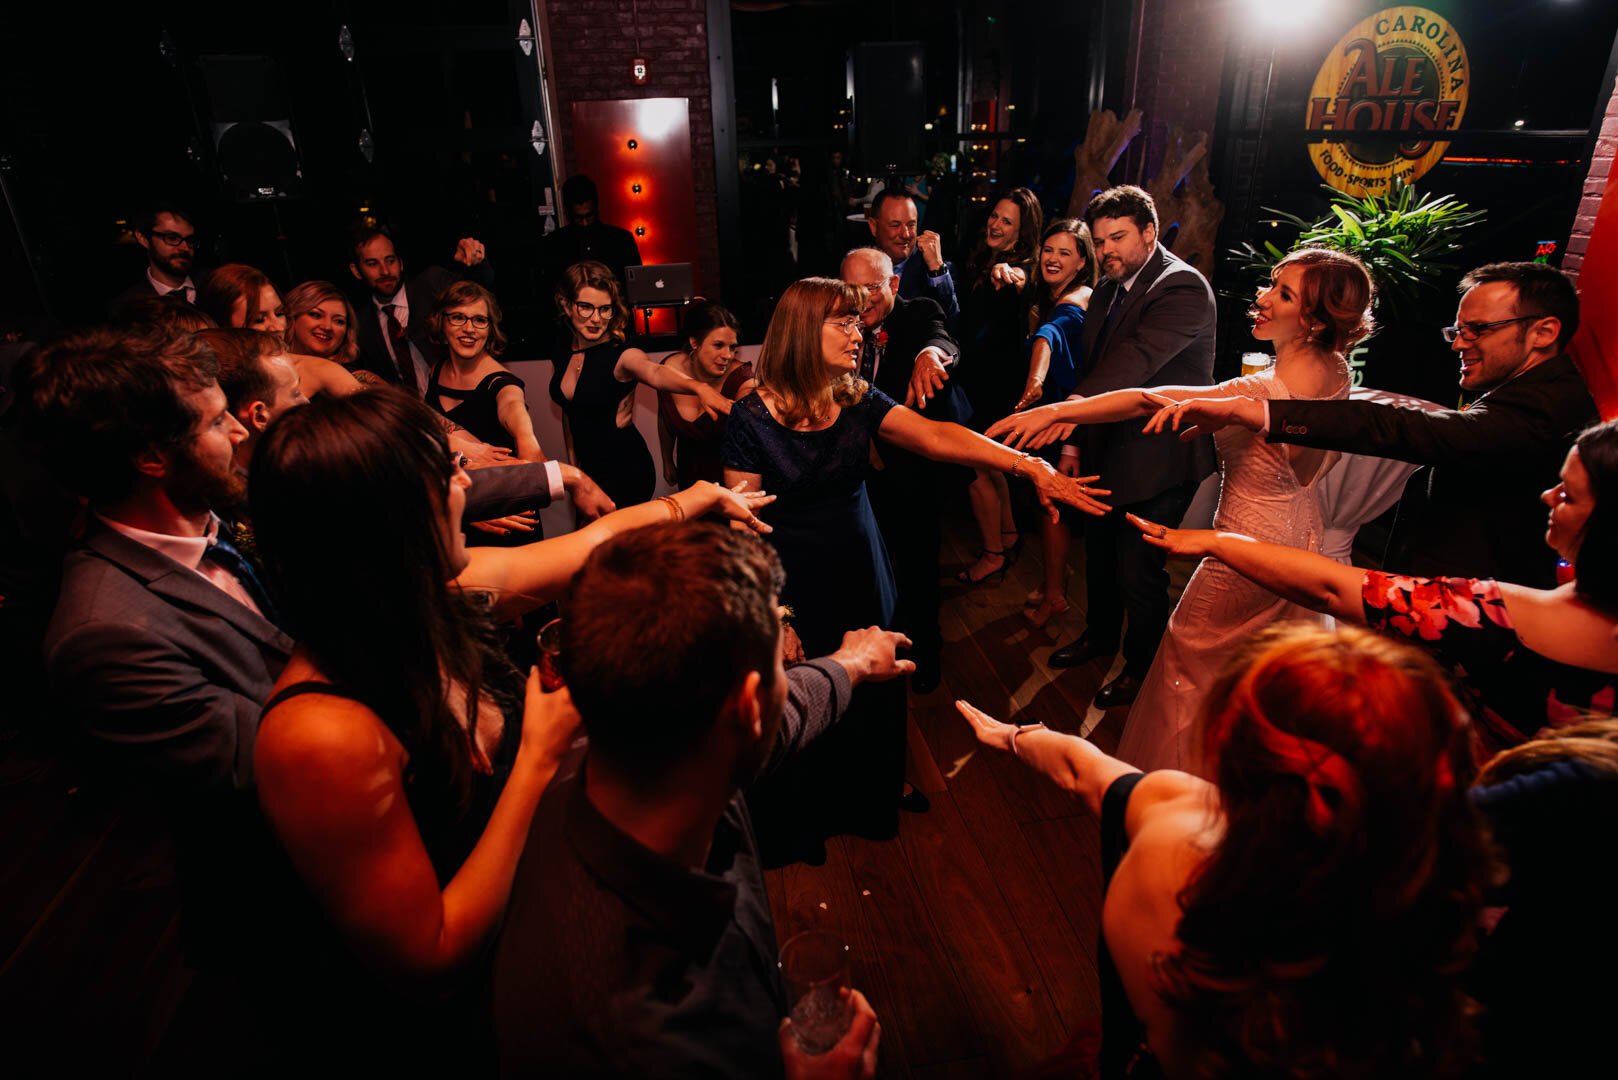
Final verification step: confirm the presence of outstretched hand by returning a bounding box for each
[829,626,915,685]
[954,698,1019,753]
[1142,396,1262,441]
[702,479,776,534]
[1025,460,1110,519]
[1126,513,1217,558]
[987,403,1064,450]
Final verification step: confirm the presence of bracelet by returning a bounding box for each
[659,495,686,522]
[1009,454,1046,480]
[1009,722,1046,758]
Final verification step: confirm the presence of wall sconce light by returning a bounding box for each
[635,226,646,237]
[627,139,638,150]
[632,183,643,194]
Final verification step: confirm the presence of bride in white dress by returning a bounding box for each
[987,247,1374,773]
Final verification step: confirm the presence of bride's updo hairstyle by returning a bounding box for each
[1275,246,1376,353]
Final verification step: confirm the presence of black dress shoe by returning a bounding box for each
[1049,633,1120,669]
[1094,673,1144,709]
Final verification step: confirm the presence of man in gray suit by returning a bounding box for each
[27,327,293,796]
[1048,186,1217,709]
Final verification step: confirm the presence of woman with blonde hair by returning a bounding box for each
[959,623,1491,1078]
[723,276,1109,858]
[283,280,366,372]
[991,246,1375,769]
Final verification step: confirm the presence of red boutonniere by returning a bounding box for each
[874,328,889,350]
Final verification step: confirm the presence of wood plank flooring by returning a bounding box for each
[763,513,1181,1078]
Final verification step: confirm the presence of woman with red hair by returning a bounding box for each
[958,623,1491,1078]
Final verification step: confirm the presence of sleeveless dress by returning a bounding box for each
[656,359,755,485]
[959,273,1034,431]
[549,336,656,507]
[428,362,526,452]
[250,674,521,1074]
[1116,368,1350,775]
[722,385,904,862]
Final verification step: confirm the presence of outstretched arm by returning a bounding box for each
[617,349,731,418]
[989,386,1216,450]
[1127,513,1367,623]
[878,406,1111,517]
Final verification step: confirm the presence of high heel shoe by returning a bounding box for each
[1001,530,1026,566]
[956,548,1008,586]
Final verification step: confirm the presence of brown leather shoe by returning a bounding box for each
[1094,673,1143,709]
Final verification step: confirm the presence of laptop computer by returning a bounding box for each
[624,263,695,307]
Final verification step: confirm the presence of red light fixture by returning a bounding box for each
[635,226,646,237]
[632,183,643,194]
[627,138,638,150]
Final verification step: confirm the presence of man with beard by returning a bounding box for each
[348,224,492,392]
[113,203,200,309]
[28,327,292,793]
[866,188,958,322]
[495,522,899,1079]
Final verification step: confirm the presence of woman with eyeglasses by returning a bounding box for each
[550,260,732,507]
[724,277,1110,860]
[427,282,544,462]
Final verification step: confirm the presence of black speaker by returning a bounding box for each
[198,55,302,201]
[847,42,926,173]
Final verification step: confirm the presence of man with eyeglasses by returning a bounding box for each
[113,203,200,309]
[1166,261,1597,587]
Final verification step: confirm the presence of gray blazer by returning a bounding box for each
[1073,243,1218,506]
[42,520,294,796]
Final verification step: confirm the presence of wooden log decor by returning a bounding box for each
[1067,109,1143,218]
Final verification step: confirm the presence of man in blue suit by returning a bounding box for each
[867,188,958,323]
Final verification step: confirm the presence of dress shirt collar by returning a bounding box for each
[1115,248,1153,296]
[565,763,741,963]
[375,285,409,320]
[96,510,220,572]
[147,267,196,300]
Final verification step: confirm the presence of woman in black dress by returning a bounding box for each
[956,187,1044,585]
[550,260,731,507]
[656,300,756,486]
[722,276,1108,861]
[427,282,544,460]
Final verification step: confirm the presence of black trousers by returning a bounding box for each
[1083,484,1196,679]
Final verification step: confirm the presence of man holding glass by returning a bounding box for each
[1160,262,1597,588]
[493,522,901,1079]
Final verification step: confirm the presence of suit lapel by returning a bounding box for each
[83,523,293,652]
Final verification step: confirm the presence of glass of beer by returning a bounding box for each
[1241,351,1273,377]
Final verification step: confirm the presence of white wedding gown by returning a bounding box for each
[1114,368,1349,775]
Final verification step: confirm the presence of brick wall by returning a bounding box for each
[544,0,722,295]
[1124,0,1232,181]
[1565,69,1618,278]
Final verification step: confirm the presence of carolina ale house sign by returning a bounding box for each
[1305,6,1471,197]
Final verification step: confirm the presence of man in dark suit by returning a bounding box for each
[111,202,200,310]
[537,174,643,301]
[1167,261,1598,588]
[842,246,966,691]
[867,188,959,323]
[1050,186,1217,709]
[27,327,291,794]
[348,224,492,392]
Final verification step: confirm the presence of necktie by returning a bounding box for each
[203,528,280,627]
[1091,284,1129,363]
[385,304,420,392]
[859,335,884,384]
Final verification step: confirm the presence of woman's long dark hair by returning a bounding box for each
[250,388,516,812]
[1030,217,1097,333]
[1156,624,1491,1078]
[1573,417,1618,613]
[967,186,1043,286]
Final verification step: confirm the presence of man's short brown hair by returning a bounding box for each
[561,522,786,782]
[1458,261,1580,350]
[1084,184,1159,233]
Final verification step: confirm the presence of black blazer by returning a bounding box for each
[353,261,493,386]
[1267,354,1598,587]
[1073,243,1217,505]
[870,294,969,426]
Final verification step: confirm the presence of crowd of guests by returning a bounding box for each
[1,169,1615,1078]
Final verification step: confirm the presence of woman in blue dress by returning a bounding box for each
[723,277,1109,861]
[1020,218,1098,629]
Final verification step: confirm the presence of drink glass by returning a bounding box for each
[778,930,852,1055]
[535,618,565,691]
[1241,351,1273,377]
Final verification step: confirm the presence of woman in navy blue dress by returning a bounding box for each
[723,277,1109,861]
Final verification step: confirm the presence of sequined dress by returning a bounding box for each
[1116,368,1349,774]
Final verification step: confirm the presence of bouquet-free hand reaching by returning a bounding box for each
[1142,395,1264,441]
[704,479,776,534]
[986,403,1075,451]
[1015,454,1111,519]
[954,698,1021,754]
[1127,512,1217,558]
